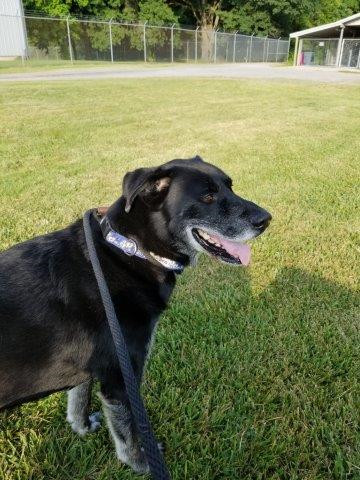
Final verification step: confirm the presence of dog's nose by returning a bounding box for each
[251,210,272,232]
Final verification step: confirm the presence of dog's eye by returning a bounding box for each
[202,193,216,204]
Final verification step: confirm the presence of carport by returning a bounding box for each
[290,12,360,69]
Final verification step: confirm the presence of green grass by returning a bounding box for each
[0,59,172,75]
[0,78,359,480]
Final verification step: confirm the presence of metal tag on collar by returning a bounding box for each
[106,231,138,256]
[122,238,138,256]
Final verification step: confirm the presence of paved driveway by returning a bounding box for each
[1,63,360,84]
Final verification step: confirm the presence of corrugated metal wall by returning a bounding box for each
[0,0,27,57]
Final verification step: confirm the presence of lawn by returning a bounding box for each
[0,59,172,75]
[0,77,359,480]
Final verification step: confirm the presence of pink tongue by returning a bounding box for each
[212,234,251,266]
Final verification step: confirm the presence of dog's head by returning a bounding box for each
[119,156,271,266]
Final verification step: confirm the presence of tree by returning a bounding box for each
[217,0,316,37]
[23,0,125,19]
[22,0,360,55]
[170,0,223,59]
[23,0,178,60]
[217,0,360,37]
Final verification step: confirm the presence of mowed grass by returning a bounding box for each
[0,78,359,480]
[0,59,172,75]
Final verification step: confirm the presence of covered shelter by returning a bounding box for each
[290,13,360,69]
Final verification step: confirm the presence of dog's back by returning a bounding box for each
[0,223,92,409]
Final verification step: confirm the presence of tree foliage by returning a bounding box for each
[23,0,360,36]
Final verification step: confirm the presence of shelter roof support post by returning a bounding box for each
[293,37,298,66]
[336,25,345,67]
[298,39,303,65]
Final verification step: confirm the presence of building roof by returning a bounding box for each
[290,12,360,38]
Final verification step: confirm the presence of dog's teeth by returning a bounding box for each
[196,229,224,249]
[198,230,208,239]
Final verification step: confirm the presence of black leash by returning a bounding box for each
[83,209,171,480]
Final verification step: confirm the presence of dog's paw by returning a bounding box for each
[88,411,102,432]
[129,453,150,476]
[132,460,150,476]
[67,411,102,436]
[128,443,164,475]
[117,446,149,475]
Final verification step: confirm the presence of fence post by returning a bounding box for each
[186,41,189,62]
[171,23,175,62]
[275,37,280,62]
[214,29,218,63]
[66,15,73,63]
[263,36,267,62]
[195,26,199,62]
[143,21,147,62]
[286,38,290,63]
[266,37,270,62]
[232,31,238,62]
[109,18,114,62]
[249,34,253,62]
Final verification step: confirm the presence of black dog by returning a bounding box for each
[0,157,271,474]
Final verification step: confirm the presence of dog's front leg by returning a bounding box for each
[99,387,149,475]
[66,380,101,435]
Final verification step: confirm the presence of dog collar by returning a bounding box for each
[99,216,184,273]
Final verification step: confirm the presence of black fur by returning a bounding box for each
[0,157,271,473]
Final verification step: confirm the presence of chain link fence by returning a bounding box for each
[340,38,360,68]
[296,37,360,69]
[0,12,290,64]
[299,38,339,66]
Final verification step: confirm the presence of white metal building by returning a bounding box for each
[290,13,360,69]
[0,0,27,58]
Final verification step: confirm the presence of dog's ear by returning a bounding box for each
[122,167,172,213]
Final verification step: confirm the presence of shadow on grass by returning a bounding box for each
[0,266,358,479]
